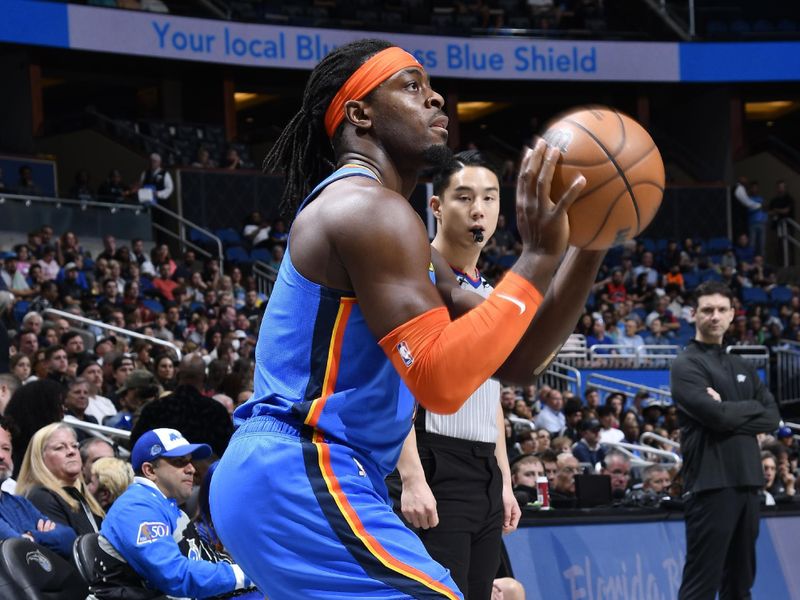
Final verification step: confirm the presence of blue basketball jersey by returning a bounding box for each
[235,166,417,477]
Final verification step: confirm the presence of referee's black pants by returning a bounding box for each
[678,487,760,600]
[389,432,504,600]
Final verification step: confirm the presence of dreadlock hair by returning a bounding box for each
[431,149,499,197]
[263,39,394,218]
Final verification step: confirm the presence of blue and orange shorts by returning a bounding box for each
[210,416,463,599]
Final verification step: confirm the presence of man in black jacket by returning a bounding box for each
[672,281,780,600]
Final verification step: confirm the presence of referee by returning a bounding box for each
[391,150,604,599]
[671,281,779,599]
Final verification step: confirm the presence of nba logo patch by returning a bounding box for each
[397,341,414,367]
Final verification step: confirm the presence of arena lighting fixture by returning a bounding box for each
[233,92,278,110]
[744,100,798,121]
[456,101,511,123]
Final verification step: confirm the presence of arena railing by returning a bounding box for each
[43,308,182,360]
[538,362,582,398]
[584,372,673,405]
[588,344,681,368]
[776,217,800,267]
[602,441,682,468]
[148,201,224,274]
[62,416,131,458]
[640,431,680,450]
[0,192,144,215]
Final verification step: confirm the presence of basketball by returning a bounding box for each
[542,107,665,250]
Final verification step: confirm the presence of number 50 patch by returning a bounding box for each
[137,521,169,545]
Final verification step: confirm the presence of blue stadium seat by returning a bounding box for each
[639,238,656,253]
[741,287,769,305]
[215,228,243,246]
[770,285,793,307]
[142,298,164,314]
[250,248,271,263]
[654,239,669,253]
[706,236,731,254]
[683,271,700,290]
[225,246,252,264]
[12,301,30,324]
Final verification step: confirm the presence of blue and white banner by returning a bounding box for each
[1,0,800,82]
[504,515,800,599]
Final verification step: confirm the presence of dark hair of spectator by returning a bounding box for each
[431,150,499,197]
[60,331,82,346]
[538,449,559,464]
[5,379,66,475]
[693,280,734,305]
[262,38,393,216]
[44,344,65,360]
[0,414,19,446]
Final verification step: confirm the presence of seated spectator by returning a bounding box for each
[75,360,116,425]
[535,389,565,435]
[223,147,245,170]
[87,456,134,511]
[643,317,672,348]
[16,165,42,196]
[617,317,645,359]
[597,405,624,444]
[601,450,632,499]
[79,438,115,485]
[44,344,69,387]
[191,147,217,169]
[0,416,75,559]
[61,331,85,358]
[599,268,627,305]
[268,218,289,247]
[105,370,161,431]
[4,380,65,476]
[97,169,131,203]
[641,464,671,495]
[69,170,93,201]
[515,430,537,455]
[9,354,33,385]
[152,262,178,301]
[30,280,59,314]
[550,453,580,508]
[131,355,234,467]
[763,445,796,503]
[2,254,34,298]
[63,377,98,439]
[154,353,178,391]
[17,423,104,535]
[15,330,38,358]
[99,428,252,598]
[586,318,616,354]
[572,418,606,470]
[647,296,680,334]
[510,454,545,508]
[551,436,573,455]
[242,211,271,248]
[561,398,583,443]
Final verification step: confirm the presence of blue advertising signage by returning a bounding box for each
[504,514,800,599]
[2,0,800,82]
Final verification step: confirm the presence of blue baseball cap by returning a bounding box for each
[777,426,793,439]
[131,428,212,471]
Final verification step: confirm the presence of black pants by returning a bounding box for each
[388,432,503,600]
[679,487,760,600]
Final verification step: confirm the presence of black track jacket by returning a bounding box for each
[671,340,780,493]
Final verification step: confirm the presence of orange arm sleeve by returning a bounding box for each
[379,271,543,414]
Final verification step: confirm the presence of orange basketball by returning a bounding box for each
[542,106,665,250]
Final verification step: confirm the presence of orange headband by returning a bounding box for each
[324,47,422,139]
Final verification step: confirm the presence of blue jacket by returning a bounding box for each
[100,477,247,598]
[0,491,76,558]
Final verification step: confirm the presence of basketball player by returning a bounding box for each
[210,39,592,599]
[394,151,605,599]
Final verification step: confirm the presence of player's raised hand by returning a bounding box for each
[515,138,585,258]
